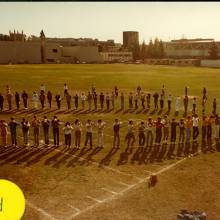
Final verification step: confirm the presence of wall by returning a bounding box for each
[200,59,220,68]
[0,41,41,64]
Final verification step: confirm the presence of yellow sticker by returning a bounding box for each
[0,179,25,220]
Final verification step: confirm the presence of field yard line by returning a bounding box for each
[112,180,132,187]
[67,204,81,213]
[86,196,103,203]
[26,200,59,220]
[101,187,119,195]
[51,147,142,181]
[67,157,188,220]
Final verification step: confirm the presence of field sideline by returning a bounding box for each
[0,64,220,220]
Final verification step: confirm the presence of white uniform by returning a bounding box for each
[175,97,181,111]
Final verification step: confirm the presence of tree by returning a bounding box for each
[132,43,140,61]
[140,41,146,62]
[209,42,218,59]
[146,39,154,58]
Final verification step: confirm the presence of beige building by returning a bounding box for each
[100,51,133,63]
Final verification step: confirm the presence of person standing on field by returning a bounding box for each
[179,118,185,143]
[111,91,115,110]
[8,117,19,147]
[39,92,46,109]
[175,96,181,113]
[214,114,220,140]
[21,90,28,110]
[21,118,30,147]
[32,92,39,109]
[51,116,60,147]
[125,120,135,148]
[63,122,73,148]
[167,94,172,112]
[155,117,163,146]
[128,92,133,109]
[40,84,46,94]
[55,94,61,110]
[100,92,105,110]
[146,93,151,109]
[141,93,145,109]
[106,92,110,110]
[146,118,154,147]
[183,95,189,115]
[113,119,122,148]
[161,115,170,143]
[74,119,82,148]
[185,116,193,144]
[159,93,164,110]
[87,92,92,111]
[134,93,138,109]
[93,92,98,110]
[153,92,159,110]
[41,116,50,146]
[138,121,146,147]
[0,120,8,147]
[85,119,93,148]
[47,91,52,109]
[6,91,13,110]
[81,93,87,110]
[96,119,106,148]
[74,93,79,110]
[170,118,179,144]
[213,98,217,115]
[31,115,40,147]
[192,97,197,114]
[64,83,68,97]
[202,116,208,142]
[15,92,20,110]
[192,114,200,141]
[66,92,71,110]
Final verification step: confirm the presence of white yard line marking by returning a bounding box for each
[113,180,132,187]
[67,157,188,220]
[86,196,103,203]
[26,200,59,220]
[101,187,119,195]
[67,204,81,213]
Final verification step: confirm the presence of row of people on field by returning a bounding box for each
[0,114,219,148]
[0,86,217,115]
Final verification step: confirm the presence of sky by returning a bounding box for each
[1,2,220,43]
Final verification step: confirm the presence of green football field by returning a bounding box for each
[0,64,220,220]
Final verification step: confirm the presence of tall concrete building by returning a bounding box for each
[123,31,139,48]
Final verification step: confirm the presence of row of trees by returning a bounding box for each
[132,38,165,61]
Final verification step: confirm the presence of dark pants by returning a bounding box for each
[16,100,19,109]
[154,100,158,109]
[141,100,145,109]
[40,100,45,109]
[67,101,71,110]
[113,132,120,147]
[139,132,145,146]
[171,131,176,143]
[33,128,40,146]
[202,126,206,141]
[168,101,171,111]
[125,133,135,147]
[207,126,212,140]
[53,128,59,146]
[65,134,71,147]
[23,99,28,109]
[43,128,49,145]
[75,130,81,147]
[8,99,12,110]
[11,131,17,145]
[106,100,110,110]
[155,129,162,144]
[160,100,164,109]
[48,99,52,108]
[193,104,196,113]
[100,101,104,110]
[85,132,92,147]
[57,101,61,109]
[0,102,3,111]
[75,101,78,109]
[129,100,133,109]
[94,100,97,110]
[193,126,199,140]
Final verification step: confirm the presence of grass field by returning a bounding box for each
[0,64,220,220]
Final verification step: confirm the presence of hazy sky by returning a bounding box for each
[1,2,220,43]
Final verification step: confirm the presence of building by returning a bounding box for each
[164,38,220,58]
[100,51,133,63]
[123,31,139,48]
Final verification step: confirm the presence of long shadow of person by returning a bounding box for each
[166,143,176,159]
[99,147,119,167]
[138,145,152,165]
[117,146,133,166]
[80,147,103,166]
[183,142,191,156]
[130,146,144,164]
[176,143,184,157]
[157,143,168,161]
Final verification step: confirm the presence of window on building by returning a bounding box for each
[52,49,58,53]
